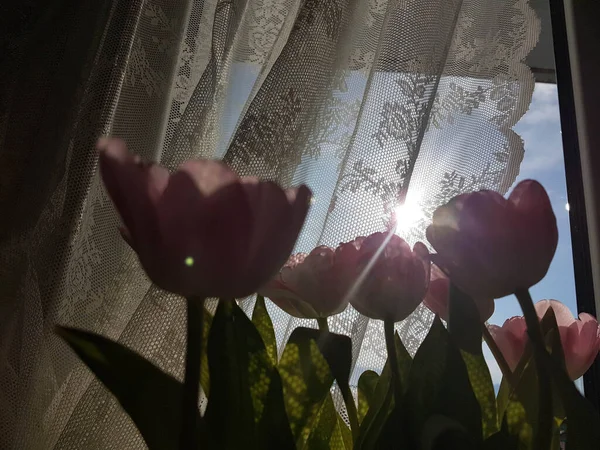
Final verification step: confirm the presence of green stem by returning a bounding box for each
[384,319,402,404]
[482,324,517,387]
[515,289,552,450]
[317,317,329,333]
[180,297,205,450]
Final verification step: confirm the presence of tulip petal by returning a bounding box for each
[413,242,430,290]
[118,226,134,250]
[350,234,429,322]
[503,316,528,337]
[178,159,239,195]
[259,246,350,318]
[146,163,170,204]
[98,138,163,252]
[427,191,516,299]
[487,324,518,370]
[534,300,599,380]
[566,314,600,379]
[423,265,450,320]
[577,312,600,330]
[241,181,310,289]
[488,317,527,371]
[509,179,553,211]
[427,181,558,300]
[535,299,575,328]
[333,238,363,303]
[258,280,321,319]
[99,138,311,299]
[509,180,558,290]
[287,185,312,244]
[157,171,253,297]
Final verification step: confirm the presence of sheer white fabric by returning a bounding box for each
[0,0,540,448]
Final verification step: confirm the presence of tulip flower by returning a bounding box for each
[536,300,600,379]
[423,264,495,322]
[487,317,528,371]
[349,232,430,323]
[258,245,358,319]
[98,137,311,299]
[426,180,558,300]
[488,300,600,379]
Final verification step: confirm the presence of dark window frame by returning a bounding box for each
[550,0,600,410]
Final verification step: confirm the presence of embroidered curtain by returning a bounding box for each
[0,0,539,447]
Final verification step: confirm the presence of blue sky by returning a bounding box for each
[495,82,576,318]
[484,83,579,387]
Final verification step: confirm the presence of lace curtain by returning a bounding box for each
[0,0,539,448]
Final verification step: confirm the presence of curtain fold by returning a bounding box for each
[0,0,540,447]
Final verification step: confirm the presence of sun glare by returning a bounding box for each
[394,200,424,233]
[340,194,425,309]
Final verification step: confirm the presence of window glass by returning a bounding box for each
[484,83,582,391]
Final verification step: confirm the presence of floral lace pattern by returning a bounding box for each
[247,0,292,64]
[2,0,540,447]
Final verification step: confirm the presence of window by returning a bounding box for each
[483,82,584,391]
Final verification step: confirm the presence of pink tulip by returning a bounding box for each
[258,244,358,318]
[349,232,430,322]
[488,300,600,379]
[487,317,528,371]
[98,137,311,298]
[535,300,600,380]
[426,180,558,300]
[423,264,495,322]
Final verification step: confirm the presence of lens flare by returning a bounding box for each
[394,200,424,233]
[341,229,396,309]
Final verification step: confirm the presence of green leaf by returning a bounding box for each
[540,307,567,420]
[482,416,519,450]
[55,326,204,450]
[404,317,483,446]
[503,397,533,447]
[421,414,476,450]
[337,414,353,449]
[281,327,358,442]
[496,306,569,445]
[205,300,273,449]
[495,345,539,450]
[448,283,497,437]
[461,352,497,437]
[310,329,353,393]
[278,327,335,448]
[358,371,379,423]
[394,332,412,392]
[448,283,483,355]
[309,328,358,441]
[252,295,278,365]
[200,306,212,396]
[496,338,565,449]
[496,342,534,422]
[356,332,412,449]
[540,307,566,369]
[327,405,353,450]
[306,393,339,450]
[541,345,600,449]
[551,418,564,450]
[355,361,394,449]
[257,367,295,449]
